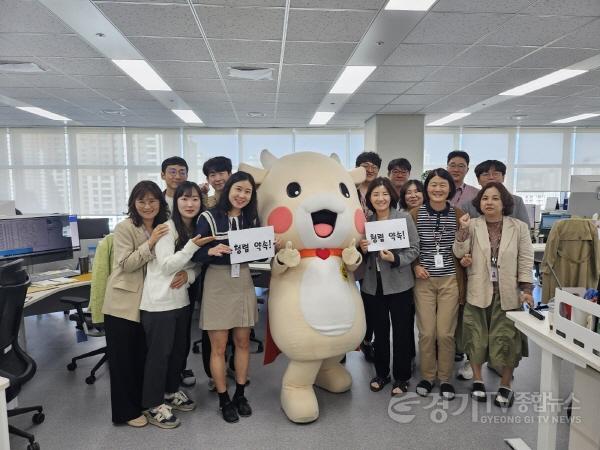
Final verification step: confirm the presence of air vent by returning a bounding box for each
[228,66,273,81]
[0,61,45,73]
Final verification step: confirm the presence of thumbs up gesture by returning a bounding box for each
[342,238,362,266]
[276,241,301,268]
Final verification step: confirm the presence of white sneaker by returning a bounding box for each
[144,404,180,429]
[457,360,473,380]
[165,390,196,412]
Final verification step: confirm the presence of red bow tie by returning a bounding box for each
[299,248,343,260]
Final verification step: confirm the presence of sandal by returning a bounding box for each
[416,379,434,397]
[471,381,487,402]
[391,380,409,396]
[369,375,391,392]
[440,382,456,401]
[494,386,514,408]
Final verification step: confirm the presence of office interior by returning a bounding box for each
[2,0,600,449]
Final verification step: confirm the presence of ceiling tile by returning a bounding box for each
[356,82,414,94]
[278,81,331,94]
[371,66,437,82]
[0,0,73,33]
[552,19,600,49]
[0,34,100,58]
[225,79,277,93]
[284,41,355,65]
[511,48,600,69]
[385,44,469,66]
[41,57,123,76]
[74,75,140,90]
[481,15,594,46]
[392,94,443,105]
[432,0,533,14]
[404,81,466,95]
[425,67,497,82]
[196,5,284,40]
[166,78,224,92]
[210,39,282,64]
[290,0,385,9]
[287,9,376,42]
[179,91,231,102]
[276,93,326,103]
[403,12,511,45]
[128,37,210,62]
[378,105,422,114]
[422,94,494,113]
[347,94,396,104]
[338,103,382,113]
[192,0,284,5]
[281,65,342,82]
[482,67,553,85]
[97,88,156,101]
[523,0,600,17]
[448,45,536,67]
[275,102,320,112]
[97,3,201,37]
[230,93,276,103]
[151,61,219,79]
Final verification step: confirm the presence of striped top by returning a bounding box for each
[415,203,457,277]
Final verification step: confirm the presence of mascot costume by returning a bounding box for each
[239,150,366,423]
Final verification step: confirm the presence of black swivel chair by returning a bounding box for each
[0,259,44,450]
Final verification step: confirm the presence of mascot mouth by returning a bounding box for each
[311,209,337,238]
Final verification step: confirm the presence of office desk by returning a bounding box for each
[25,273,91,316]
[0,376,8,450]
[506,310,600,450]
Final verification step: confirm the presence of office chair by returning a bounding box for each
[60,296,106,385]
[0,259,44,450]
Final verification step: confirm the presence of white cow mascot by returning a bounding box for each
[239,150,366,424]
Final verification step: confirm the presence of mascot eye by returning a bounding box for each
[286,182,301,198]
[339,182,350,198]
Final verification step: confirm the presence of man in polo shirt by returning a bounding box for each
[447,150,479,209]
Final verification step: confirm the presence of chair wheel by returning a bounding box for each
[85,375,96,385]
[67,362,77,371]
[27,442,40,450]
[32,412,45,424]
[192,344,200,354]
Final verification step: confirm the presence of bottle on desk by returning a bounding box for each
[87,245,96,271]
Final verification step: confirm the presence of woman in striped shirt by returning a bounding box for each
[409,168,466,400]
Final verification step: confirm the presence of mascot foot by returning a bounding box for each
[281,385,319,423]
[315,359,352,393]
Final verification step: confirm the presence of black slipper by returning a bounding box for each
[369,375,391,392]
[471,381,487,402]
[416,379,434,397]
[391,380,409,396]
[494,387,514,408]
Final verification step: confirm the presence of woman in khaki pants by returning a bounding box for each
[409,168,466,400]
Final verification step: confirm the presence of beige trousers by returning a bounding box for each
[414,275,459,383]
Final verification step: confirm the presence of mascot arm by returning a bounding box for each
[342,238,362,272]
[271,241,300,277]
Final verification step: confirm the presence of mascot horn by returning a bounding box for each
[239,150,366,423]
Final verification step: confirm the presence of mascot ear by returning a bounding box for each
[329,153,341,164]
[239,163,267,185]
[260,149,278,170]
[349,166,366,185]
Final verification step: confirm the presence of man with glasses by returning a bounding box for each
[387,158,412,199]
[161,156,189,212]
[447,151,479,209]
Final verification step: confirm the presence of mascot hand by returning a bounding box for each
[342,239,362,266]
[276,241,301,268]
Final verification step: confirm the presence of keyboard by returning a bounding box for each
[30,269,81,283]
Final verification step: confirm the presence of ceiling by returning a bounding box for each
[2,0,600,128]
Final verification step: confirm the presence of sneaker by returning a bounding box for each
[126,415,148,428]
[454,352,465,362]
[165,391,196,412]
[233,395,253,417]
[416,379,434,397]
[440,382,456,401]
[180,369,196,387]
[457,360,473,380]
[208,378,216,392]
[220,401,239,423]
[144,404,180,429]
[360,341,375,363]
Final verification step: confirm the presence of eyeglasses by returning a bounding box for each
[165,169,188,177]
[390,169,409,175]
[135,199,159,207]
[360,163,379,172]
[479,171,503,178]
[448,163,467,170]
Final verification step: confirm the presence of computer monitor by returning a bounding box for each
[0,200,16,216]
[77,218,110,240]
[568,175,600,217]
[0,214,80,261]
[539,213,570,236]
[524,203,537,229]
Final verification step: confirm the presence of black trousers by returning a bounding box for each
[140,306,189,408]
[360,279,374,342]
[363,276,414,382]
[104,314,146,424]
[181,273,202,374]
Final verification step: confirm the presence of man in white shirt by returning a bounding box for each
[447,150,479,209]
[202,156,232,208]
[161,156,189,211]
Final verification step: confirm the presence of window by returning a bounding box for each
[573,132,600,164]
[424,131,455,167]
[295,130,347,160]
[184,129,238,182]
[348,130,365,168]
[517,131,564,164]
[241,130,292,166]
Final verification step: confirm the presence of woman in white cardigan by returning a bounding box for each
[453,181,534,408]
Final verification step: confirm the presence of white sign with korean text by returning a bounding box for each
[365,218,410,252]
[228,225,275,264]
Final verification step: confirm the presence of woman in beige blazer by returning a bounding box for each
[453,181,534,408]
[102,180,170,427]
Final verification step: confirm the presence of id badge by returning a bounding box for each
[434,253,444,268]
[231,263,241,278]
[490,266,498,282]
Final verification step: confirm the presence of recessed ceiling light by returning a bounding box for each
[329,66,376,94]
[511,114,527,120]
[552,113,600,124]
[172,109,203,124]
[385,0,437,11]
[112,59,171,91]
[309,111,335,126]
[499,69,587,96]
[247,112,266,118]
[427,112,470,126]
[16,106,70,121]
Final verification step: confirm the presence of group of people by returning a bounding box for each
[354,150,534,408]
[99,148,534,431]
[102,156,261,428]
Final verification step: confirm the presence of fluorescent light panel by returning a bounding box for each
[499,69,587,96]
[17,106,70,121]
[309,112,335,126]
[385,0,437,11]
[329,66,376,94]
[427,112,470,126]
[112,59,171,91]
[552,113,600,124]
[172,109,203,124]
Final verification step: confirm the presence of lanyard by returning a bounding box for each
[430,213,446,253]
